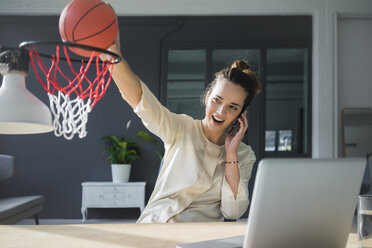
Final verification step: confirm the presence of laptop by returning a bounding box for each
[177,158,365,248]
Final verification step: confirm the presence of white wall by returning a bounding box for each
[337,19,372,156]
[338,19,372,110]
[1,0,372,158]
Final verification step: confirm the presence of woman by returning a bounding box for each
[102,34,261,223]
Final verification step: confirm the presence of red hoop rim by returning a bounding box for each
[26,41,115,108]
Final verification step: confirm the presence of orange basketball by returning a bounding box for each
[59,0,118,57]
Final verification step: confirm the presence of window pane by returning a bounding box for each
[212,49,260,78]
[166,50,206,119]
[265,48,308,155]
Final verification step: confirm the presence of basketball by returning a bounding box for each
[59,0,118,57]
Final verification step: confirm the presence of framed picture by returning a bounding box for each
[265,130,276,152]
[278,130,292,151]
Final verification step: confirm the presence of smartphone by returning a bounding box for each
[225,106,248,136]
[225,117,240,136]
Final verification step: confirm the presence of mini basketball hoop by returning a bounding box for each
[19,41,121,140]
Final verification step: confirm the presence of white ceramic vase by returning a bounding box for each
[111,164,131,183]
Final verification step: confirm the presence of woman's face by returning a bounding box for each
[204,79,247,134]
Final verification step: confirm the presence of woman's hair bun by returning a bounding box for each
[231,60,250,72]
[230,60,261,95]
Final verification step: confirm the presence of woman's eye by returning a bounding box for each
[230,106,238,110]
[213,98,220,103]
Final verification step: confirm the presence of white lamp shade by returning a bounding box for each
[0,72,53,134]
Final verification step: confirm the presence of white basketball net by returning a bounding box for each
[48,91,92,140]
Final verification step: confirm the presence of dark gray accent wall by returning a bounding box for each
[0,16,176,219]
[0,16,311,219]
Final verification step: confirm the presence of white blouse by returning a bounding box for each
[133,81,256,223]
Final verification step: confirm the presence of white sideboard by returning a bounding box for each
[81,181,146,222]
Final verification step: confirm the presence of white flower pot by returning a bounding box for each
[111,164,131,183]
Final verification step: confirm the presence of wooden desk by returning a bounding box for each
[0,222,360,248]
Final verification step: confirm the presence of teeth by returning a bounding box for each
[213,115,224,122]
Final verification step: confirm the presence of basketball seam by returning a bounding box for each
[74,18,117,43]
[72,2,106,42]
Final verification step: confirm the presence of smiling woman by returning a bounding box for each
[103,29,261,223]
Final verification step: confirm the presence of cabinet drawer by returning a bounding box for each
[123,186,144,205]
[83,187,103,206]
[82,185,144,207]
[102,186,126,193]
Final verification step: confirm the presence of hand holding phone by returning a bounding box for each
[225,110,248,153]
[226,117,240,136]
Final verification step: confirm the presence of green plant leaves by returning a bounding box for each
[101,125,161,165]
[135,130,157,144]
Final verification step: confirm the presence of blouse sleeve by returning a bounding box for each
[133,80,183,145]
[220,145,256,219]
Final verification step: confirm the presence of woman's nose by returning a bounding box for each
[216,105,227,115]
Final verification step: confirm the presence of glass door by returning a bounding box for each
[166,50,206,120]
[265,48,310,156]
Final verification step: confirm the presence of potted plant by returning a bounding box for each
[102,120,161,183]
